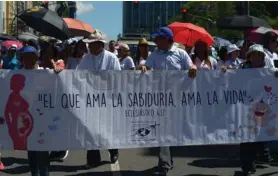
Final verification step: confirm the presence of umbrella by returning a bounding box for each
[168,22,215,47]
[217,15,271,30]
[243,27,274,43]
[249,27,273,34]
[213,37,231,48]
[235,40,244,48]
[1,40,23,49]
[18,7,69,40]
[0,33,16,41]
[18,32,39,41]
[63,18,95,37]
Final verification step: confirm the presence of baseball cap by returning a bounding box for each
[227,44,240,54]
[19,46,38,57]
[151,27,174,39]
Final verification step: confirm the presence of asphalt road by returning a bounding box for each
[1,145,278,176]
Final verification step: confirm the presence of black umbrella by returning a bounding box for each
[217,15,271,30]
[18,7,69,40]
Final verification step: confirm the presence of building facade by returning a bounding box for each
[122,1,184,37]
[4,1,33,34]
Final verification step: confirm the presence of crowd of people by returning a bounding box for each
[0,26,278,176]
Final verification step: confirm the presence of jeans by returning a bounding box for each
[240,142,263,172]
[158,147,173,170]
[28,151,49,176]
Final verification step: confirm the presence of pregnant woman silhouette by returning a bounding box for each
[5,74,34,150]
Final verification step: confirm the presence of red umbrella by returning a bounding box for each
[63,18,95,37]
[168,22,215,47]
[1,40,23,49]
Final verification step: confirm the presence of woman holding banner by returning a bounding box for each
[238,44,275,176]
[191,40,217,70]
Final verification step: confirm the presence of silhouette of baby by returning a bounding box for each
[248,99,277,137]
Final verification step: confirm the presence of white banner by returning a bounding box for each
[0,69,278,151]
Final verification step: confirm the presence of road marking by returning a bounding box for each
[111,160,122,176]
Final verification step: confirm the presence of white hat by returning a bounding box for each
[9,44,17,50]
[83,29,107,44]
[246,44,265,58]
[65,38,78,45]
[115,43,130,51]
[227,44,240,54]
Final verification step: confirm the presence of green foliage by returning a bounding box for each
[169,1,278,40]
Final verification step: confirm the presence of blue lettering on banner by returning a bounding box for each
[128,93,175,107]
[61,94,80,108]
[181,92,202,106]
[86,93,106,107]
[224,90,246,104]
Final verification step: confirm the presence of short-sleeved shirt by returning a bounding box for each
[194,56,217,70]
[264,48,277,68]
[77,49,121,70]
[3,56,22,70]
[138,52,151,67]
[120,56,135,70]
[145,45,193,70]
[67,57,82,69]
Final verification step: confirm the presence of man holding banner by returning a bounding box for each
[142,26,197,176]
[77,31,121,168]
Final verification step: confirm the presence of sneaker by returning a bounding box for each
[84,163,100,169]
[49,151,69,161]
[60,150,69,160]
[153,167,168,176]
[110,154,119,164]
[0,161,4,170]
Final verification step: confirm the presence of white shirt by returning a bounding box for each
[264,48,277,68]
[216,60,226,69]
[77,49,121,70]
[110,49,118,56]
[145,45,193,70]
[120,56,135,70]
[138,51,151,67]
[195,56,217,70]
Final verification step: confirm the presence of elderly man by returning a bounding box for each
[108,40,118,56]
[77,31,121,168]
[142,26,197,176]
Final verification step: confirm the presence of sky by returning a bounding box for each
[76,1,123,41]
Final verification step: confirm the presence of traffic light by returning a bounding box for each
[181,8,188,21]
[181,8,187,13]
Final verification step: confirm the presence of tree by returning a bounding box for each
[170,1,242,40]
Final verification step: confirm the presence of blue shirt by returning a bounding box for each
[225,58,242,68]
[3,56,22,70]
[145,45,193,70]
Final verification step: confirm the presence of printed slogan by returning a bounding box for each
[0,69,278,151]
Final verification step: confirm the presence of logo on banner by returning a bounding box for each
[229,86,278,138]
[131,121,160,141]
